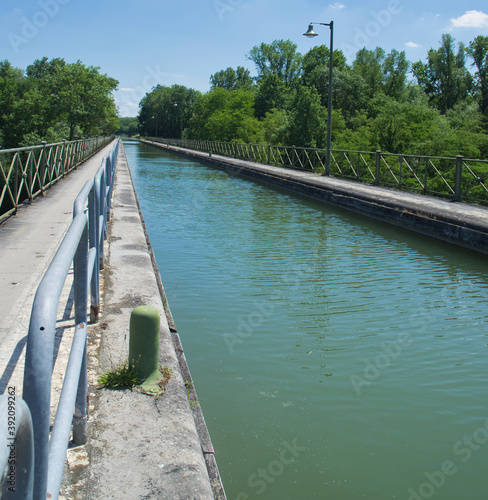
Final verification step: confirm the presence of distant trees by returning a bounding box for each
[247,39,303,88]
[0,57,119,149]
[137,33,488,159]
[138,84,199,139]
[117,117,139,137]
[468,35,488,115]
[210,66,253,91]
[412,34,473,114]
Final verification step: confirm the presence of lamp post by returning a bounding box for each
[174,102,183,138]
[152,115,158,138]
[303,21,334,176]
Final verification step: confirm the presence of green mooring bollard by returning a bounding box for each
[128,305,160,382]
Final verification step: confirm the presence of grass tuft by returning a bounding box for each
[98,360,141,389]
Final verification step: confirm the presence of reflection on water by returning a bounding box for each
[125,141,488,500]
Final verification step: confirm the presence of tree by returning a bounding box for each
[138,84,200,138]
[0,57,118,148]
[117,117,139,136]
[412,34,473,114]
[332,69,369,124]
[186,88,262,143]
[352,47,386,98]
[468,35,488,116]
[247,39,302,88]
[210,66,253,91]
[288,86,328,148]
[0,61,26,147]
[382,49,410,100]
[302,46,347,107]
[254,73,287,118]
[50,61,118,139]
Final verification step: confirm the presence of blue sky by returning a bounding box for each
[1,0,487,117]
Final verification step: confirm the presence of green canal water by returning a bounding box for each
[124,141,488,500]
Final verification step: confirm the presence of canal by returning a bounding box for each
[124,141,488,500]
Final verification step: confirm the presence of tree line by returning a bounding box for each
[0,57,119,149]
[138,34,488,159]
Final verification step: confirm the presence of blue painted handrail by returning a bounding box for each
[21,139,119,500]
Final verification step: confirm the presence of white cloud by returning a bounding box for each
[450,10,488,28]
[405,42,421,48]
[119,88,135,92]
[329,2,345,9]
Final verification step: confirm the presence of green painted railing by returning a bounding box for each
[146,138,488,205]
[0,137,113,222]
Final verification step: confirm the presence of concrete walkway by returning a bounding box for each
[0,139,223,499]
[61,143,222,499]
[0,140,118,393]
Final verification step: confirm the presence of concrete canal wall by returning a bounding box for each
[62,142,225,499]
[141,140,488,255]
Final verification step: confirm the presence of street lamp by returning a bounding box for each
[304,21,334,176]
[174,102,183,138]
[152,115,158,137]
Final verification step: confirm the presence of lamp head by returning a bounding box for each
[303,24,318,38]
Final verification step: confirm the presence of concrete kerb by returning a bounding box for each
[141,140,488,255]
[61,142,224,500]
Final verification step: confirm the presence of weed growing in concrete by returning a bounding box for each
[185,380,201,407]
[98,361,141,389]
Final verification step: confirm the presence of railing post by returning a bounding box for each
[14,155,19,213]
[28,153,33,202]
[398,156,404,191]
[72,223,88,444]
[61,140,67,178]
[89,188,100,322]
[374,150,381,186]
[454,155,464,202]
[94,172,103,270]
[40,142,47,195]
[292,146,296,169]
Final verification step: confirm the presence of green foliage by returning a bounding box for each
[117,117,139,137]
[98,361,141,389]
[0,57,119,149]
[139,84,200,138]
[247,39,302,88]
[186,88,262,142]
[412,34,473,114]
[137,33,488,160]
[210,66,254,91]
[468,35,488,115]
[288,86,327,148]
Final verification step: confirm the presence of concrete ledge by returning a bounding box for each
[142,141,488,255]
[62,143,224,499]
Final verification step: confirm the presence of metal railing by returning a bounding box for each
[0,394,34,498]
[21,139,119,500]
[147,138,488,205]
[0,136,114,222]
